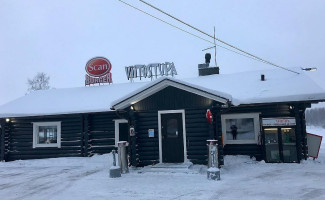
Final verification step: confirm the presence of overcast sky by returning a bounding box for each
[1,0,325,106]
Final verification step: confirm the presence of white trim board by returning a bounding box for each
[114,119,128,147]
[112,79,229,110]
[158,110,187,163]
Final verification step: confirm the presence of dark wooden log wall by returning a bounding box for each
[136,110,158,166]
[1,111,119,161]
[185,108,212,165]
[4,114,83,161]
[134,108,214,167]
[0,119,5,161]
[133,86,222,166]
[87,112,117,155]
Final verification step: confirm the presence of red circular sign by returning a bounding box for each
[85,57,112,77]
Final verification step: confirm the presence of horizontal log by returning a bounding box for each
[187,150,207,156]
[190,159,207,165]
[91,140,114,146]
[138,160,157,167]
[10,146,81,151]
[8,149,81,155]
[187,155,207,160]
[61,141,83,146]
[186,132,209,137]
[138,155,159,160]
[7,153,82,161]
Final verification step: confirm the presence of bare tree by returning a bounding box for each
[27,72,50,93]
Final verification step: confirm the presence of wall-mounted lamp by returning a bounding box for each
[6,118,10,122]
[289,106,294,110]
[301,67,317,72]
[130,105,135,110]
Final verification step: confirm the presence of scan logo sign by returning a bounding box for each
[85,57,113,86]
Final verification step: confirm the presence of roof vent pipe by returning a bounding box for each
[261,74,265,81]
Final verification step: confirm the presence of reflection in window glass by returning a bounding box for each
[167,119,178,138]
[226,118,255,140]
[281,128,296,144]
[281,128,298,162]
[38,126,57,144]
[264,128,280,162]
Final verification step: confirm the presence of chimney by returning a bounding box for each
[205,53,211,65]
[198,53,219,76]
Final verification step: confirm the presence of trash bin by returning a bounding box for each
[109,150,121,178]
[207,140,218,168]
[118,141,129,173]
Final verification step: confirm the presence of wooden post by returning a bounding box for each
[0,120,4,161]
[213,105,224,166]
[294,106,302,162]
[129,109,138,167]
[300,107,308,160]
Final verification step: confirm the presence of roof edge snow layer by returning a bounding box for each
[0,68,325,118]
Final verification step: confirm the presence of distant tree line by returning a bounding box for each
[305,108,325,128]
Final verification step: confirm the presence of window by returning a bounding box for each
[221,113,260,145]
[166,118,178,138]
[33,122,61,148]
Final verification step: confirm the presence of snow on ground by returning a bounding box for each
[0,127,324,200]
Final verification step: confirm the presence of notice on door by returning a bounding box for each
[262,118,296,127]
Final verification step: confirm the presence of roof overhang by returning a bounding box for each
[111,78,230,110]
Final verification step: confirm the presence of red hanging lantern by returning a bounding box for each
[206,109,213,124]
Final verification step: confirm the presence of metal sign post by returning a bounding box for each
[207,140,220,180]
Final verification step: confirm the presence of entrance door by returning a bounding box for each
[161,113,184,163]
[264,127,298,163]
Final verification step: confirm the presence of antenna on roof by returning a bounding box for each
[202,27,217,67]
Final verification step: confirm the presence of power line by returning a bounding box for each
[138,0,299,74]
[118,0,298,74]
[117,0,266,64]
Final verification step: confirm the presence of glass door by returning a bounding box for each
[264,127,298,163]
[281,128,297,162]
[264,128,281,162]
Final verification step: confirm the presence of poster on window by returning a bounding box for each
[225,118,255,140]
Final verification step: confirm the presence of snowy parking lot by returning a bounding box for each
[0,127,324,200]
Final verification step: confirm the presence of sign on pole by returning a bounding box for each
[307,133,322,159]
[125,62,177,81]
[85,57,113,86]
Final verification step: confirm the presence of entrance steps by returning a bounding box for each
[136,162,207,174]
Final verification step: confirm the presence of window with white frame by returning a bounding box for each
[33,122,61,148]
[221,113,260,145]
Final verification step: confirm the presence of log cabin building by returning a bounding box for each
[1,67,324,166]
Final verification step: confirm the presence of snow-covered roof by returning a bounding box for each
[0,69,324,117]
[182,69,325,105]
[0,82,147,117]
